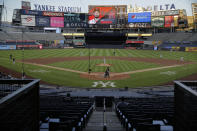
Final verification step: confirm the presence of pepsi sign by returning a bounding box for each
[128,12,151,23]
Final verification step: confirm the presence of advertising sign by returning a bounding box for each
[151,11,166,16]
[192,3,197,14]
[50,17,64,27]
[129,23,151,28]
[128,12,151,23]
[117,5,127,19]
[34,4,81,13]
[185,47,197,52]
[152,10,179,16]
[21,9,42,16]
[173,16,179,27]
[165,16,174,27]
[88,6,116,24]
[21,15,36,26]
[36,16,50,27]
[43,11,64,17]
[64,13,88,28]
[22,1,31,10]
[0,45,16,50]
[165,10,179,16]
[151,17,164,27]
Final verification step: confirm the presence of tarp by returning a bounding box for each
[128,12,151,23]
[21,15,36,26]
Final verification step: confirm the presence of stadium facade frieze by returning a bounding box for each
[34,4,82,13]
[28,0,195,16]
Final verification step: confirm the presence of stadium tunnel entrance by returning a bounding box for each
[85,31,126,48]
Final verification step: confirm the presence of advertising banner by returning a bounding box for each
[117,5,127,19]
[185,47,197,52]
[50,17,64,27]
[64,13,88,28]
[21,15,36,26]
[43,11,64,17]
[152,10,179,16]
[21,9,42,16]
[21,1,31,10]
[36,16,50,27]
[165,16,174,27]
[128,12,151,23]
[165,10,179,16]
[192,3,197,16]
[88,6,116,24]
[129,23,151,28]
[0,45,16,50]
[151,11,166,16]
[173,16,179,27]
[151,16,164,27]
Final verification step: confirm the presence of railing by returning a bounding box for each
[103,97,107,131]
[174,81,197,131]
[0,79,40,131]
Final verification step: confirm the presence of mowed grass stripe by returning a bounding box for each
[1,49,197,88]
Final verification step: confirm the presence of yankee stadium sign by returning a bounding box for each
[34,4,81,13]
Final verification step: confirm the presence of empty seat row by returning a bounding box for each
[115,97,174,131]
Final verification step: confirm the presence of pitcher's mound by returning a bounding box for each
[80,72,130,80]
[96,63,112,67]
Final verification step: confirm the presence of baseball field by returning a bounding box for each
[0,49,197,88]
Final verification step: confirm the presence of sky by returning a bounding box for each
[1,0,197,22]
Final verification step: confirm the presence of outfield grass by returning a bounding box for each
[0,49,197,88]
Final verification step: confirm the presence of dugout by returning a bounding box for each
[85,31,126,48]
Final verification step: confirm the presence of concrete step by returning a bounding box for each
[84,111,125,131]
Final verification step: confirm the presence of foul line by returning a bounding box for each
[114,65,183,76]
[24,62,184,76]
[24,62,87,74]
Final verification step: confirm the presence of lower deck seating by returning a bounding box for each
[39,96,94,131]
[115,97,174,131]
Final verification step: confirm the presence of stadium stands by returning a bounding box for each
[0,31,64,41]
[115,97,174,131]
[0,72,13,80]
[148,32,197,41]
[40,95,94,131]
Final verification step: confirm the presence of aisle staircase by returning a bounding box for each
[84,97,125,131]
